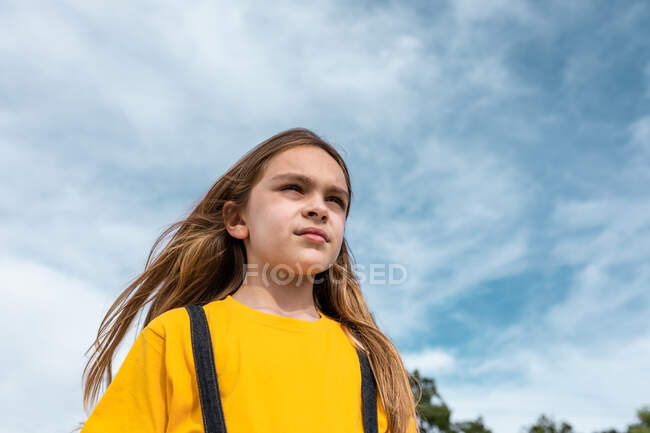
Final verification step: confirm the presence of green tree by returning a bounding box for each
[627,406,650,433]
[593,406,650,433]
[409,370,491,433]
[410,369,452,432]
[523,414,574,433]
[407,369,650,433]
[451,416,492,433]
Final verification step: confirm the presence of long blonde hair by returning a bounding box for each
[81,127,420,433]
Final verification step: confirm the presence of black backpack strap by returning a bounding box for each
[353,330,379,433]
[186,305,377,433]
[185,305,228,433]
[357,348,379,433]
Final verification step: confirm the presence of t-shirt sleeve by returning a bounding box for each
[81,326,167,433]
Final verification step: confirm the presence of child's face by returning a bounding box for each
[234,145,349,275]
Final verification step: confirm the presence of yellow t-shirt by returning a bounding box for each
[81,294,396,433]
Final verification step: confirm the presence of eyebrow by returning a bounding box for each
[270,172,350,202]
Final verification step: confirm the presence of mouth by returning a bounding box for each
[297,232,327,243]
[295,227,329,243]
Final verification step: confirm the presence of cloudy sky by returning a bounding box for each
[2,1,649,432]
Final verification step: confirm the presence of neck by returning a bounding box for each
[232,268,320,320]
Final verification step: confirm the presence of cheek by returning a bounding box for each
[327,220,346,255]
[332,216,346,238]
[252,202,294,238]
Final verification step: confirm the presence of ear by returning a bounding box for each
[222,200,249,240]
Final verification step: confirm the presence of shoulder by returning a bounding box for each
[144,305,192,339]
[144,298,233,341]
[141,301,228,355]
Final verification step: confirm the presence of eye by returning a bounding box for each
[282,184,346,209]
[329,196,346,208]
[282,184,303,193]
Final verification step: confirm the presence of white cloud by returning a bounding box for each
[434,115,650,433]
[1,2,649,433]
[630,115,650,155]
[546,196,650,338]
[357,135,533,341]
[403,348,457,377]
[0,255,138,433]
[442,336,650,433]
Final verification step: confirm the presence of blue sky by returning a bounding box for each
[1,1,649,432]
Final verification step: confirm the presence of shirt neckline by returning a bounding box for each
[223,294,329,332]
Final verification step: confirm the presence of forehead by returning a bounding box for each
[262,146,347,189]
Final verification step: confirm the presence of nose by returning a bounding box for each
[307,209,326,221]
[303,198,328,221]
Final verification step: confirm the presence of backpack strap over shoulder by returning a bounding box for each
[352,328,379,433]
[185,305,378,433]
[185,305,228,433]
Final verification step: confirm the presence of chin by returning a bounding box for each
[291,260,331,275]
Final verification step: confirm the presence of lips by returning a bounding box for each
[295,226,329,242]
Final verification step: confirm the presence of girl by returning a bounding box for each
[79,128,420,433]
